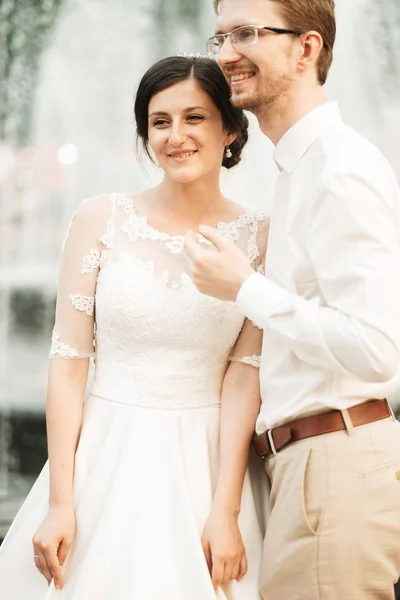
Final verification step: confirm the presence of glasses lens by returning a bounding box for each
[207,36,223,55]
[232,26,256,47]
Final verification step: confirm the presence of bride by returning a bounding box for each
[0,55,269,599]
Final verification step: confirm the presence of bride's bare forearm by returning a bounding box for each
[46,360,89,507]
[212,364,260,515]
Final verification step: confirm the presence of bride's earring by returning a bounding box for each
[225,146,232,159]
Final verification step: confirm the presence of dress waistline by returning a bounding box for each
[88,392,221,411]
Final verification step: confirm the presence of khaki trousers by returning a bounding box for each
[259,417,400,600]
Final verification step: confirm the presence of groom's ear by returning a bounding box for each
[297,31,325,77]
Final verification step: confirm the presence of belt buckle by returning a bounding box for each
[267,428,277,456]
[386,399,396,422]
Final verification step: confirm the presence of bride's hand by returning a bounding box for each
[201,508,248,589]
[32,504,76,590]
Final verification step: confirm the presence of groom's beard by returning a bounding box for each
[231,69,295,122]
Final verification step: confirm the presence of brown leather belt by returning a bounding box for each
[253,399,394,459]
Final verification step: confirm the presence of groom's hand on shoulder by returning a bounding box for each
[183,225,253,301]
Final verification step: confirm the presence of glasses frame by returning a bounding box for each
[206,24,302,55]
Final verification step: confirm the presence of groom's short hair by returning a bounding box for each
[213,0,336,85]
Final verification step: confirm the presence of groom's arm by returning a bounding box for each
[237,166,400,383]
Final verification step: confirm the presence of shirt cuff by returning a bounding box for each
[236,272,288,329]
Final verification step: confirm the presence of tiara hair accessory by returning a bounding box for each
[177,52,214,59]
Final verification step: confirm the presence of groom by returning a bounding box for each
[184,0,400,598]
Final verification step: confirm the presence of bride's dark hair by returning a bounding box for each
[134,55,248,169]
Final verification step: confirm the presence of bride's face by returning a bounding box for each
[147,78,235,184]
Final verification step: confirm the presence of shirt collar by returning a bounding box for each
[273,102,342,173]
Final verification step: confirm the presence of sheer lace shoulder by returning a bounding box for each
[228,214,269,366]
[252,215,270,270]
[50,194,115,359]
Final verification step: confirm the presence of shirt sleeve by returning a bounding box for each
[49,198,106,359]
[236,164,400,384]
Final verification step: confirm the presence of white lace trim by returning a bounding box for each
[247,221,260,263]
[97,193,118,248]
[68,294,95,316]
[122,214,153,243]
[50,330,79,358]
[116,193,266,261]
[230,354,261,368]
[81,248,101,274]
[217,220,241,241]
[165,238,184,254]
[116,193,136,215]
[100,217,115,248]
[121,215,213,255]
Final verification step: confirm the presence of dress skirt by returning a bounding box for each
[0,394,267,599]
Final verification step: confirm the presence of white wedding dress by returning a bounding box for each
[0,192,269,599]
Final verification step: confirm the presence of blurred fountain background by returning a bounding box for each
[0,0,400,544]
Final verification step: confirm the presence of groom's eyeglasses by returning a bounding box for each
[206,25,302,56]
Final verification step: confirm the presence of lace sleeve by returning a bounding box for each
[50,196,109,359]
[247,215,270,331]
[253,216,269,274]
[229,317,263,369]
[229,216,269,367]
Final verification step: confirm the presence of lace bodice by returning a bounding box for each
[50,193,269,408]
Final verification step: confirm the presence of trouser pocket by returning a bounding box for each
[301,446,328,536]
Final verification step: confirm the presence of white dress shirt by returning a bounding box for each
[237,102,400,432]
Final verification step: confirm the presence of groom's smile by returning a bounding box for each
[229,71,257,86]
[220,61,260,102]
